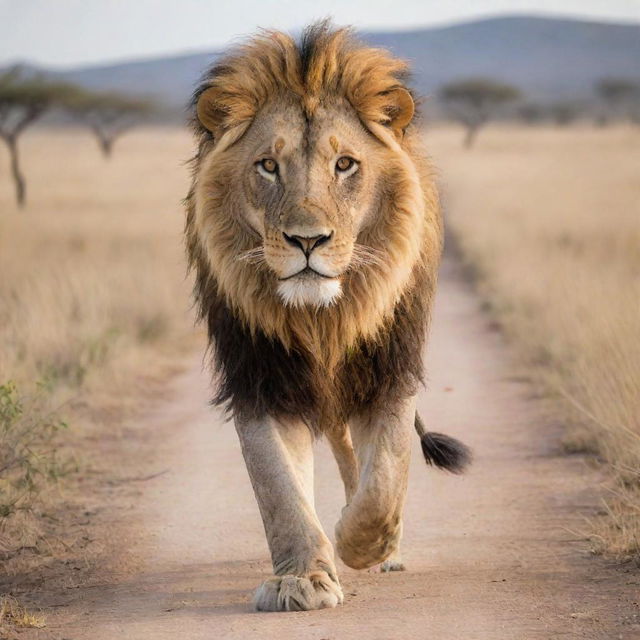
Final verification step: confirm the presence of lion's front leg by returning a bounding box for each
[335,397,415,570]
[235,415,343,611]
[380,535,406,572]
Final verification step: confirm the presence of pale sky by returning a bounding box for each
[1,0,639,68]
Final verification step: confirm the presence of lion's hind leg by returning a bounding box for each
[380,546,406,572]
[326,424,359,504]
[235,415,343,611]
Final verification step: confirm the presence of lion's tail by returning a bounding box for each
[414,412,472,474]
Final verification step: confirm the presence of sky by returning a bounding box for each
[1,0,639,68]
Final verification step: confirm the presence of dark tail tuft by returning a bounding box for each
[420,431,472,474]
[414,411,472,474]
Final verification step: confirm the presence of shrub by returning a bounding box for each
[0,381,70,549]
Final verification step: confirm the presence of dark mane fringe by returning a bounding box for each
[337,267,431,419]
[299,20,331,79]
[207,264,432,432]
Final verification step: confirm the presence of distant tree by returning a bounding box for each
[65,90,154,157]
[439,78,520,147]
[595,78,640,125]
[547,101,582,126]
[517,103,545,125]
[0,68,75,207]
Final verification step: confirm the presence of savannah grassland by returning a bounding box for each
[0,127,197,624]
[427,124,640,558]
[0,123,637,628]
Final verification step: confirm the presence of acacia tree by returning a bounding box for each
[0,69,74,207]
[547,101,582,126]
[595,78,640,125]
[517,103,545,125]
[439,79,520,147]
[65,90,154,157]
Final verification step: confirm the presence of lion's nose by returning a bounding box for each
[283,232,333,257]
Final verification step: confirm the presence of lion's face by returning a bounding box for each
[190,27,439,343]
[218,99,385,307]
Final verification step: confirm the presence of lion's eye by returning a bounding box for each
[335,156,358,175]
[257,158,278,181]
[261,158,277,173]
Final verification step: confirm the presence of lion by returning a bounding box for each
[185,21,471,612]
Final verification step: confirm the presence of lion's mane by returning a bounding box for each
[185,23,443,432]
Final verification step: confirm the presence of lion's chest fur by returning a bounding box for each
[207,273,431,432]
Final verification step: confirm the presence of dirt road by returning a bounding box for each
[44,257,636,639]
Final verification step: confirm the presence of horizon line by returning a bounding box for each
[2,10,639,72]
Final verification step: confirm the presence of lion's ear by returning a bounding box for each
[381,88,415,135]
[196,87,229,137]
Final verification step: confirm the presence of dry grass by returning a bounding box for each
[426,124,640,559]
[0,595,45,631]
[0,127,194,392]
[0,127,196,562]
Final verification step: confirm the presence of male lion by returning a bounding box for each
[185,22,470,611]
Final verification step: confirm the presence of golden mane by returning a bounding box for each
[192,22,414,137]
[185,23,442,426]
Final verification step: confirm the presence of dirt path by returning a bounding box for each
[43,257,636,639]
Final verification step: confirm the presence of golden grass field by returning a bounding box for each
[427,124,640,557]
[0,123,638,585]
[0,128,194,391]
[0,128,197,573]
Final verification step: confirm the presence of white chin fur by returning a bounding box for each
[277,277,342,308]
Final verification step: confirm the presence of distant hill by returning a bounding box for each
[368,16,640,100]
[10,15,640,111]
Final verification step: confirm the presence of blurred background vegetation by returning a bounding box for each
[3,16,640,205]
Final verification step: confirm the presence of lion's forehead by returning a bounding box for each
[248,99,365,160]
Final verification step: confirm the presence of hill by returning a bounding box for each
[10,15,640,110]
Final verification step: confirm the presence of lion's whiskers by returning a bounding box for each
[236,246,266,265]
[238,244,385,271]
[350,244,386,269]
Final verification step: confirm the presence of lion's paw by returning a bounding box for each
[253,570,343,611]
[380,558,406,572]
